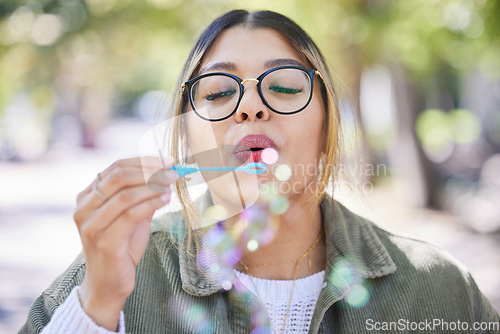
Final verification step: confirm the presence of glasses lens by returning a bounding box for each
[191,75,240,120]
[261,68,311,113]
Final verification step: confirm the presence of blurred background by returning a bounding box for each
[0,0,499,332]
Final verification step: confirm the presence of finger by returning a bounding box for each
[101,192,170,249]
[142,155,175,180]
[147,168,179,192]
[79,156,166,197]
[77,184,169,233]
[80,165,174,210]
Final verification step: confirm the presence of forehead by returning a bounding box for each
[199,26,309,73]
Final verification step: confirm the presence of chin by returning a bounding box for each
[206,172,261,216]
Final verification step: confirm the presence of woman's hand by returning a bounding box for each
[73,156,178,331]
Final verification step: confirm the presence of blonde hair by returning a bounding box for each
[167,10,343,233]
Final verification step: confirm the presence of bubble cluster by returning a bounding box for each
[238,205,279,248]
[200,223,242,279]
[329,255,371,308]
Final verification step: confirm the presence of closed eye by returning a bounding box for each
[269,85,303,94]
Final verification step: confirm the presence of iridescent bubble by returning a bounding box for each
[331,265,354,288]
[247,239,259,252]
[345,284,370,307]
[222,280,233,291]
[269,196,289,215]
[259,182,279,202]
[275,164,292,181]
[203,226,225,247]
[261,148,279,165]
[222,247,242,267]
[233,276,251,294]
[329,256,363,289]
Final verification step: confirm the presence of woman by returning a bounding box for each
[20,9,499,334]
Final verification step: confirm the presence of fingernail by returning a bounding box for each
[161,193,171,203]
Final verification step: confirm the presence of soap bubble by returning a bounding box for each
[275,164,292,181]
[247,239,259,252]
[261,148,279,165]
[222,280,233,291]
[329,255,371,308]
[345,284,370,308]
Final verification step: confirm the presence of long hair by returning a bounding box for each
[168,10,343,234]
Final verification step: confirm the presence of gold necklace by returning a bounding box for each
[239,230,325,334]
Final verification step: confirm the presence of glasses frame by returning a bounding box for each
[182,65,324,122]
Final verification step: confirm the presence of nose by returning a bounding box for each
[235,80,270,122]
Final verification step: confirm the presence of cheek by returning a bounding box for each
[186,116,231,168]
[187,117,218,153]
[293,108,324,155]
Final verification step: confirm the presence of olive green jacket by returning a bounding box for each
[20,196,499,333]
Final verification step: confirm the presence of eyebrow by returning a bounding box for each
[198,62,237,75]
[264,58,306,69]
[198,58,307,76]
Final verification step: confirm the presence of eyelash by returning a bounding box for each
[206,89,237,101]
[269,86,303,94]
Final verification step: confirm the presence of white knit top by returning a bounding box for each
[234,270,325,333]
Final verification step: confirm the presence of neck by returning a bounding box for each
[236,197,326,280]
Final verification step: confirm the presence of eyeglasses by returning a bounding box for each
[182,65,323,122]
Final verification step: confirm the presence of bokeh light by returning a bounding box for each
[202,205,228,226]
[415,108,482,163]
[221,280,232,291]
[274,164,292,182]
[345,284,370,308]
[247,239,259,252]
[31,14,62,46]
[269,196,289,215]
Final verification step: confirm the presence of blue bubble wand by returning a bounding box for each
[172,162,267,178]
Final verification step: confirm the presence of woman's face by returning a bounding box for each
[185,27,325,213]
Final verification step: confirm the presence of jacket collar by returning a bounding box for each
[167,193,397,297]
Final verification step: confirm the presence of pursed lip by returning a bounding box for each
[233,135,277,164]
